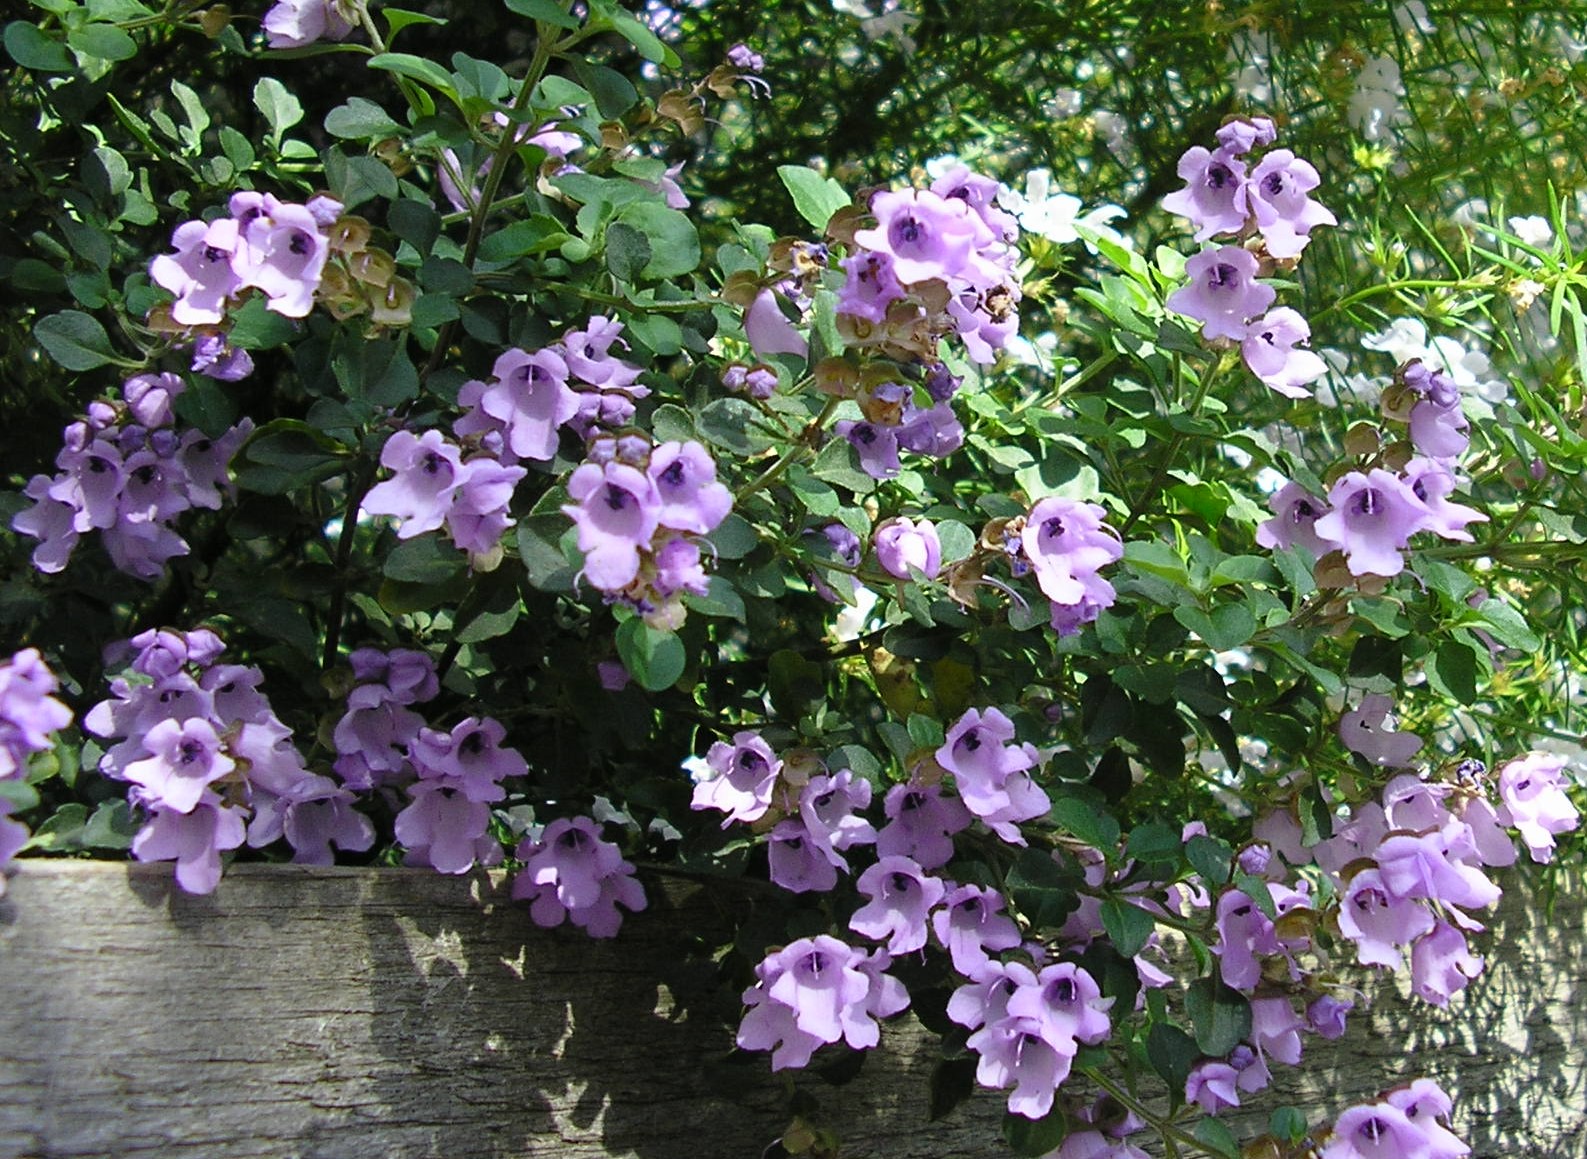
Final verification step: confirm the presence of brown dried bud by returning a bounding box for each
[327,214,371,255]
[719,269,763,308]
[1342,422,1381,458]
[371,138,414,178]
[1313,550,1354,590]
[598,120,628,151]
[197,6,232,38]
[812,357,859,398]
[1379,380,1418,422]
[349,248,396,289]
[824,203,865,245]
[369,275,415,327]
[656,89,704,135]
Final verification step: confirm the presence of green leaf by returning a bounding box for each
[768,649,824,718]
[1050,795,1119,850]
[333,336,418,406]
[476,216,572,262]
[1174,602,1256,652]
[68,22,136,62]
[1002,1108,1069,1157]
[697,397,775,455]
[1185,834,1232,885]
[777,165,851,231]
[604,220,651,282]
[34,311,118,370]
[325,97,405,140]
[1429,639,1479,705]
[80,799,138,850]
[1271,1106,1309,1144]
[5,22,72,71]
[1100,898,1155,957]
[1468,597,1541,651]
[324,150,400,209]
[367,52,459,99]
[383,535,465,584]
[613,201,699,279]
[1185,977,1251,1056]
[1145,1022,1199,1099]
[1125,822,1182,865]
[1194,1116,1241,1159]
[253,77,304,139]
[519,513,579,591]
[616,618,686,691]
[228,296,300,350]
[384,7,448,37]
[234,420,348,494]
[600,4,676,64]
[504,0,580,29]
[683,575,746,621]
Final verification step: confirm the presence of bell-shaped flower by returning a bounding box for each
[123,717,235,814]
[932,883,1022,977]
[744,289,808,359]
[1386,1079,1469,1159]
[1400,459,1485,542]
[648,440,732,533]
[1162,146,1249,239]
[362,430,465,538]
[691,730,781,824]
[1241,149,1337,258]
[876,781,972,870]
[1410,920,1484,1006]
[514,815,646,937]
[850,855,945,954]
[464,347,581,463]
[130,791,248,895]
[1339,693,1423,767]
[1497,752,1579,862]
[237,199,330,317]
[394,782,495,874]
[1241,307,1328,398]
[855,188,984,285]
[1312,469,1429,577]
[150,218,246,326]
[1256,482,1332,557]
[1165,246,1276,341]
[874,516,941,579]
[1322,1102,1432,1159]
[767,820,840,894]
[563,460,662,591]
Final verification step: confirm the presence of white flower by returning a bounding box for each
[1349,55,1404,141]
[1507,214,1554,248]
[998,169,1125,246]
[1393,1,1434,34]
[1044,88,1082,118]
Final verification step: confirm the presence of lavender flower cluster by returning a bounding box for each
[0,650,73,888]
[87,628,372,893]
[1163,117,1335,399]
[12,374,252,580]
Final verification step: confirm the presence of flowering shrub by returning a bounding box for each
[2,2,1585,1157]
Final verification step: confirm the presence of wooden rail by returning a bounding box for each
[0,861,1581,1158]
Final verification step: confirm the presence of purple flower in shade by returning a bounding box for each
[766,819,840,893]
[875,781,972,870]
[246,771,374,866]
[514,816,647,938]
[1214,116,1278,156]
[446,457,525,556]
[1307,994,1353,1039]
[651,536,709,600]
[1020,497,1123,634]
[562,460,662,591]
[932,883,1022,977]
[12,474,80,573]
[1497,752,1579,863]
[743,289,808,360]
[1400,459,1486,542]
[931,164,1020,242]
[946,959,1019,1031]
[1004,962,1113,1056]
[394,782,499,874]
[850,855,946,954]
[1382,772,1454,833]
[232,195,330,318]
[131,792,249,894]
[189,333,254,381]
[458,347,580,464]
[1410,919,1484,1006]
[737,936,877,1069]
[122,717,236,813]
[854,188,985,285]
[1339,693,1423,768]
[1054,1132,1152,1159]
[726,42,764,72]
[836,419,902,480]
[1375,826,1501,911]
[798,770,877,870]
[837,250,905,322]
[1248,995,1304,1068]
[1386,1080,1469,1159]
[1186,1061,1242,1113]
[965,1011,1072,1119]
[874,516,942,580]
[410,717,526,798]
[150,218,245,326]
[122,373,184,428]
[1322,1103,1433,1159]
[1213,882,1313,990]
[1241,307,1327,398]
[1161,146,1249,239]
[935,706,1049,843]
[1255,482,1333,557]
[691,731,781,824]
[1241,149,1337,258]
[1311,469,1429,578]
[0,649,73,780]
[1454,793,1516,869]
[1165,246,1276,342]
[362,430,465,538]
[263,0,356,47]
[647,441,732,534]
[1404,364,1471,461]
[896,403,964,458]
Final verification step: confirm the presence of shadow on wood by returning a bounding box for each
[0,861,1582,1158]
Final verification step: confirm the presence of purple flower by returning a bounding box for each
[648,441,732,534]
[1375,827,1501,911]
[1161,146,1249,239]
[836,419,902,480]
[263,0,356,48]
[691,731,781,824]
[798,770,877,870]
[1186,1060,1242,1114]
[362,430,465,538]
[150,218,245,326]
[131,793,249,894]
[766,819,840,893]
[1241,149,1337,258]
[0,649,73,780]
[726,42,764,72]
[189,333,255,381]
[514,816,646,938]
[395,782,496,873]
[122,373,185,428]
[1214,116,1277,155]
[123,717,236,813]
[875,781,972,870]
[1386,1079,1469,1159]
[854,189,984,285]
[1165,246,1276,342]
[1242,307,1327,397]
[738,936,877,1069]
[1404,362,1471,460]
[446,456,525,556]
[229,194,331,317]
[458,347,580,463]
[931,883,1022,977]
[1307,994,1353,1039]
[1339,693,1423,768]
[838,250,905,322]
[1400,459,1486,542]
[935,706,1049,843]
[1410,920,1484,1005]
[874,516,941,579]
[562,460,662,591]
[1322,1103,1433,1159]
[1255,482,1333,557]
[1497,752,1579,863]
[1312,469,1429,577]
[1020,497,1122,633]
[850,856,945,954]
[744,289,808,359]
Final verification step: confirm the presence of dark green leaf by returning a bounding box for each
[1100,898,1155,957]
[615,618,686,692]
[1185,977,1251,1057]
[928,1057,977,1122]
[1002,1109,1069,1157]
[384,535,465,584]
[1145,1023,1199,1100]
[1125,822,1182,864]
[325,97,405,140]
[698,397,775,455]
[604,220,651,282]
[683,575,746,621]
[253,77,304,138]
[768,649,824,718]
[5,21,71,70]
[1429,639,1480,704]
[504,0,580,28]
[614,201,699,279]
[1194,1116,1241,1159]
[34,311,118,370]
[367,52,458,97]
[1185,834,1233,885]
[1049,795,1119,850]
[228,296,300,350]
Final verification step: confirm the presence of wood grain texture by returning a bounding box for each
[0,861,1581,1159]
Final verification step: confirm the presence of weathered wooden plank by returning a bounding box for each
[0,861,1581,1159]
